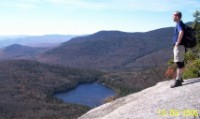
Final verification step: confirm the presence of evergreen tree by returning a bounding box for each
[192,10,200,58]
[183,10,200,79]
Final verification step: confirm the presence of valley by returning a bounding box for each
[0,27,174,118]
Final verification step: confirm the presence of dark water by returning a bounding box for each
[54,82,116,108]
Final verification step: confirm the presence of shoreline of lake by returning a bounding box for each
[54,82,117,108]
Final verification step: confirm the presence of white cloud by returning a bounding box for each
[1,0,199,11]
[48,0,108,10]
[15,3,36,9]
[105,0,200,12]
[0,0,40,9]
[42,0,200,12]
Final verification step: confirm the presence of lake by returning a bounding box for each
[54,82,116,108]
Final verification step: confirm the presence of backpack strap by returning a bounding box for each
[179,21,186,31]
[178,21,186,45]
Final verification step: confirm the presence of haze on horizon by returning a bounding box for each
[0,0,199,36]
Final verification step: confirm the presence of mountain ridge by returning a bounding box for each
[0,44,49,60]
[39,27,174,71]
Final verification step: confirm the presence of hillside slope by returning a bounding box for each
[0,44,48,60]
[0,59,102,119]
[39,27,173,71]
[79,78,200,119]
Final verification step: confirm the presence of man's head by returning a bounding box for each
[173,11,182,22]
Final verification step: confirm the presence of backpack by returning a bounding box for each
[181,22,197,48]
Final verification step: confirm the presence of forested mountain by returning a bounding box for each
[0,59,102,119]
[0,44,49,60]
[39,27,174,71]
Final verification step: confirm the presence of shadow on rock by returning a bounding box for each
[183,78,200,86]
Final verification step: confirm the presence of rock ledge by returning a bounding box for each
[78,78,200,119]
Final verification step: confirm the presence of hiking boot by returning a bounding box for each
[180,78,184,83]
[170,79,182,88]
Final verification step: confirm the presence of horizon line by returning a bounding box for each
[0,26,175,37]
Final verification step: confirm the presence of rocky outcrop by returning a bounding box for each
[79,78,200,119]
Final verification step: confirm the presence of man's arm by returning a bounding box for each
[175,30,184,46]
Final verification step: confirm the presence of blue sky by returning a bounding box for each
[0,0,199,35]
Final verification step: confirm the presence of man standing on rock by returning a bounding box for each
[171,11,185,88]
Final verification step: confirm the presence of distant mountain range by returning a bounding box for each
[0,35,27,40]
[0,27,175,71]
[0,35,76,48]
[38,27,174,71]
[0,44,50,60]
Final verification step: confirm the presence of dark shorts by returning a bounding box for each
[176,62,185,69]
